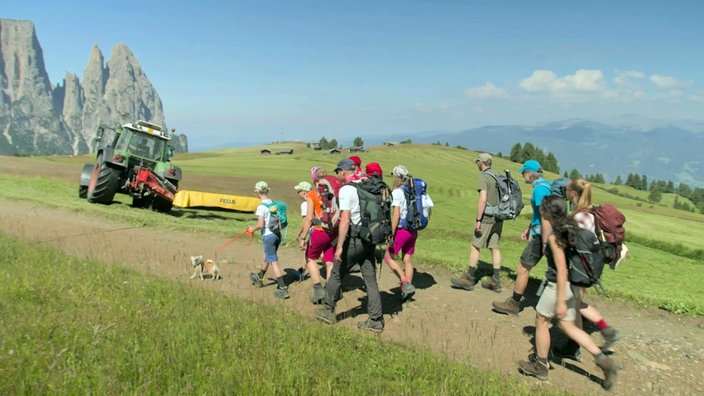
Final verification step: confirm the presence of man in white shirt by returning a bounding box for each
[315,158,385,333]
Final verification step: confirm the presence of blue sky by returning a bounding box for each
[5,0,704,151]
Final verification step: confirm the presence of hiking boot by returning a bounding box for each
[518,355,549,381]
[273,286,289,299]
[450,274,475,291]
[249,272,264,288]
[551,343,582,362]
[595,356,622,390]
[601,326,623,350]
[310,286,326,304]
[314,307,336,324]
[357,317,384,333]
[492,297,520,315]
[481,279,502,293]
[401,282,416,300]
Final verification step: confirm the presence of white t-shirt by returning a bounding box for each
[338,182,361,225]
[300,201,308,217]
[255,199,274,236]
[391,188,408,221]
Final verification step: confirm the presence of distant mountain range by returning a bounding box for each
[398,118,704,188]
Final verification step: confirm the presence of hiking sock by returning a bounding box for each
[536,356,549,366]
[512,292,523,303]
[596,319,608,330]
[401,278,409,283]
[492,268,501,283]
[313,282,323,290]
[467,266,477,280]
[276,276,286,288]
[258,269,266,279]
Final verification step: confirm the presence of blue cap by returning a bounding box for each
[517,160,542,173]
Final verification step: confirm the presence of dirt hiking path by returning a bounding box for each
[2,200,703,395]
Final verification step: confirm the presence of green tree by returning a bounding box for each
[353,137,364,147]
[677,183,692,199]
[569,169,582,179]
[509,143,523,162]
[329,139,338,149]
[522,143,536,162]
[319,137,330,149]
[648,188,663,203]
[614,175,623,185]
[544,152,560,174]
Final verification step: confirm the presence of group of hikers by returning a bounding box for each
[244,153,622,390]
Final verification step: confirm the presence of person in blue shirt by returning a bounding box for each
[493,160,552,315]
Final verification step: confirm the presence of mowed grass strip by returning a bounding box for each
[0,233,564,395]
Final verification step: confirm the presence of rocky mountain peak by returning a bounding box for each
[0,18,188,156]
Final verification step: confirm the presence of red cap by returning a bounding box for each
[349,155,362,167]
[365,162,383,178]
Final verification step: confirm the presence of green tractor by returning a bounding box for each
[78,120,182,213]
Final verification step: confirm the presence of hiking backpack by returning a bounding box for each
[590,204,627,269]
[399,177,432,231]
[313,175,343,231]
[262,200,288,233]
[566,226,606,290]
[349,177,393,245]
[483,170,525,221]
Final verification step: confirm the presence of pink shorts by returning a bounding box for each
[306,229,337,263]
[389,228,418,256]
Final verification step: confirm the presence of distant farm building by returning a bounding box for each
[311,142,322,150]
[329,148,342,154]
[276,148,294,155]
[260,149,272,155]
[383,141,399,146]
[348,146,365,152]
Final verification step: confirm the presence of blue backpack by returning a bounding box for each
[399,177,431,231]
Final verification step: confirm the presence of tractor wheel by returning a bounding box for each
[78,185,88,198]
[87,154,119,204]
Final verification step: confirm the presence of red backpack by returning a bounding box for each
[590,204,626,268]
[312,175,343,231]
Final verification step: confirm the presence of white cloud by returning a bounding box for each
[614,70,645,86]
[464,82,509,99]
[649,74,680,89]
[520,69,605,93]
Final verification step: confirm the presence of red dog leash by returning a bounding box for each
[208,229,254,261]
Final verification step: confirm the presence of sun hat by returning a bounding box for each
[517,159,542,173]
[254,181,269,193]
[349,155,362,167]
[365,162,383,178]
[334,158,357,172]
[475,153,492,163]
[294,181,312,192]
[391,165,409,178]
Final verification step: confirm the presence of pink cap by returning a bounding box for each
[311,166,322,182]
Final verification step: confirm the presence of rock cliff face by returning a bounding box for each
[0,18,188,155]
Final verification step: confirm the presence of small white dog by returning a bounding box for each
[190,255,221,280]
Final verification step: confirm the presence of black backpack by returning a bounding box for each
[566,227,606,290]
[483,170,524,221]
[349,178,393,245]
